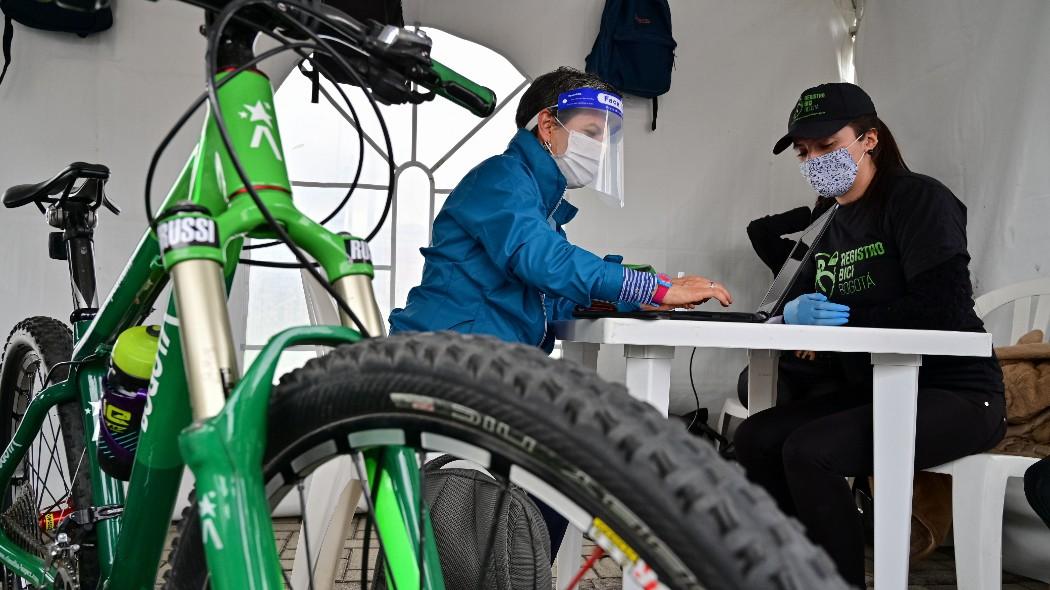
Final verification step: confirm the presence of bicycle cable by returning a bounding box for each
[143,40,363,265]
[688,347,702,432]
[241,58,366,252]
[144,21,389,266]
[237,54,374,268]
[147,3,397,279]
[144,39,319,232]
[206,0,380,337]
[142,41,348,273]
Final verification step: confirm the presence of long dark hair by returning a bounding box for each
[847,114,909,201]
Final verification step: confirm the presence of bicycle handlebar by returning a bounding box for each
[422,59,496,118]
[167,0,498,118]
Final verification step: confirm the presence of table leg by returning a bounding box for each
[623,344,675,417]
[747,349,780,414]
[560,341,600,371]
[871,353,922,590]
[555,341,599,589]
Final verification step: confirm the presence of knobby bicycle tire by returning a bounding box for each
[163,332,847,590]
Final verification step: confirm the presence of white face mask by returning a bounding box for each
[552,121,604,189]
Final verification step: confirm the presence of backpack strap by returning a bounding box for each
[309,63,319,104]
[1,15,12,88]
[424,453,464,471]
[651,96,658,131]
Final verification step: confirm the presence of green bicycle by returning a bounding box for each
[0,0,850,588]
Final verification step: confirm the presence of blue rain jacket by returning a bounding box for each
[388,129,626,352]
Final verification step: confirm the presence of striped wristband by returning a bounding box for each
[618,268,660,305]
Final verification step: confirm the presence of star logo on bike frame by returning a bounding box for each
[239,100,274,127]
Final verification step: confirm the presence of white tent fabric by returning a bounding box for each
[855,0,1050,342]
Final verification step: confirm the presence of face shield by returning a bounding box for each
[528,88,625,207]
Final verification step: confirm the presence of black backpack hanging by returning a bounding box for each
[0,0,113,88]
[585,0,676,130]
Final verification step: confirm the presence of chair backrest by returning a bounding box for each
[974,278,1050,344]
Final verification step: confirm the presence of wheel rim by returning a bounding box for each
[1,345,84,588]
[262,420,690,590]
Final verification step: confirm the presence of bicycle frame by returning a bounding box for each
[0,64,442,589]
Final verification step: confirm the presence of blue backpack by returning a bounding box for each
[585,0,676,130]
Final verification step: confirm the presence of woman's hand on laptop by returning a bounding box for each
[662,276,733,307]
[641,302,696,311]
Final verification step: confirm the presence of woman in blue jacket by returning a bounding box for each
[390,67,731,352]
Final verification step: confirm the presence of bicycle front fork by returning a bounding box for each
[159,205,389,589]
[165,220,387,424]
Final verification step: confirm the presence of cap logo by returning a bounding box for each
[791,91,827,124]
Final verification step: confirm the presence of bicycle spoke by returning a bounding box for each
[39,415,64,491]
[416,450,426,586]
[564,545,606,590]
[47,413,68,487]
[295,480,316,590]
[36,449,80,516]
[37,415,64,510]
[360,507,371,588]
[31,430,42,516]
[67,448,86,507]
[46,409,69,484]
[37,491,71,519]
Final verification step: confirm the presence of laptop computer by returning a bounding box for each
[573,203,839,323]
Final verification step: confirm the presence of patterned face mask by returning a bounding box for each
[800,134,866,198]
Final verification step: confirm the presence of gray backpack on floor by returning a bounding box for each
[376,454,552,589]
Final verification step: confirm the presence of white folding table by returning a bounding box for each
[553,317,992,590]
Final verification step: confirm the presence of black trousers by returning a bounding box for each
[1024,456,1050,530]
[734,384,1005,588]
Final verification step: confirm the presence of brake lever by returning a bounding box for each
[366,24,432,68]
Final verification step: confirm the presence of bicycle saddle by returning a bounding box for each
[3,162,110,209]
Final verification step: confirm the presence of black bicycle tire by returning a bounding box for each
[163,332,847,590]
[0,317,97,589]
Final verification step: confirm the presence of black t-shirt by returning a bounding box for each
[801,170,1003,394]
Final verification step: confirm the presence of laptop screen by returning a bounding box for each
[755,203,839,317]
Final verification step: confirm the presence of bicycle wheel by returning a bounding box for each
[0,317,96,589]
[163,332,847,590]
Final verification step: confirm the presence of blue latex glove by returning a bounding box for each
[784,293,851,326]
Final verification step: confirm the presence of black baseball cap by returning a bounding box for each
[772,83,877,154]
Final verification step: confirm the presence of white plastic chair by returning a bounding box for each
[716,397,748,447]
[716,278,1050,587]
[924,277,1050,590]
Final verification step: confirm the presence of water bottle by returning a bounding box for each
[97,325,159,480]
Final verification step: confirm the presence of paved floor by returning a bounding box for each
[154,516,1046,589]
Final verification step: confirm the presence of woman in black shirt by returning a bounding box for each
[733,82,1006,587]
